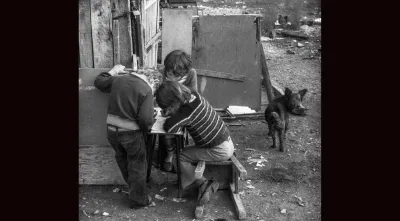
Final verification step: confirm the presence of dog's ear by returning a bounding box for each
[299,89,308,101]
[284,88,292,97]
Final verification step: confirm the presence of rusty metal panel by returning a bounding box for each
[192,15,262,110]
[79,68,110,146]
[161,9,194,64]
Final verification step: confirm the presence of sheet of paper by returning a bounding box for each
[151,108,167,133]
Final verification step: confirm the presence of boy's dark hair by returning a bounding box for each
[156,80,191,109]
[163,50,193,78]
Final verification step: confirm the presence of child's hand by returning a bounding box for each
[109,64,129,76]
[150,78,160,94]
[150,78,160,87]
[153,109,158,118]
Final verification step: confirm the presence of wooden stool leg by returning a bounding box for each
[230,159,247,219]
[230,183,247,220]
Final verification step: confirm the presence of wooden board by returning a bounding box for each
[79,68,123,185]
[271,78,284,97]
[157,65,246,82]
[141,0,160,68]
[79,0,93,68]
[260,42,274,102]
[111,0,134,67]
[196,69,245,82]
[79,145,125,185]
[79,68,110,146]
[230,183,247,219]
[161,9,194,64]
[230,155,247,180]
[91,0,114,68]
[135,13,144,67]
[192,15,262,110]
[143,0,158,43]
[112,20,120,64]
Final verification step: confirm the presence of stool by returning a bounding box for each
[191,156,248,220]
[146,132,247,219]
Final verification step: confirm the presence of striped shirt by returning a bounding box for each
[163,92,230,149]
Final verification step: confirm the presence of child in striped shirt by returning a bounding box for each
[155,80,234,216]
[161,50,198,172]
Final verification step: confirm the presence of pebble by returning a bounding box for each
[113,188,120,192]
[155,194,165,200]
[160,187,167,192]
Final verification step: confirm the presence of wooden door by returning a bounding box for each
[140,0,160,68]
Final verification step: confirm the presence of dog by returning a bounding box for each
[265,88,308,152]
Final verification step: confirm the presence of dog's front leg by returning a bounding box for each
[267,121,273,137]
[278,129,285,152]
[271,129,277,149]
[284,114,289,139]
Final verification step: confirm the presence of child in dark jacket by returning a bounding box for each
[94,64,155,209]
[156,80,234,218]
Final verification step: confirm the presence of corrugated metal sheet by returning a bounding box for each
[161,9,194,63]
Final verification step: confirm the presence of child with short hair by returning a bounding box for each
[155,80,234,218]
[161,50,198,171]
[94,64,155,209]
[163,49,198,92]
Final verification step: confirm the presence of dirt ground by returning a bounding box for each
[79,1,321,220]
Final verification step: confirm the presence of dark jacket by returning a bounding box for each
[94,72,154,132]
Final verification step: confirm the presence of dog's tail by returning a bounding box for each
[270,112,285,130]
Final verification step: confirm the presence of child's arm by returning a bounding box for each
[94,65,127,93]
[94,72,117,93]
[163,106,192,133]
[137,91,155,132]
[184,69,198,93]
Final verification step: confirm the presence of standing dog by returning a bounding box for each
[265,88,308,152]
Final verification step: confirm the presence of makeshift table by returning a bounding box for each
[146,108,185,196]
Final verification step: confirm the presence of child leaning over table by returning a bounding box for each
[155,80,234,218]
[161,49,198,172]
